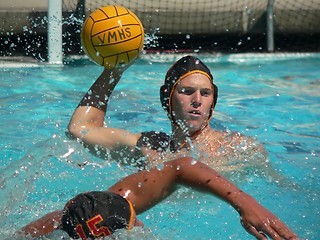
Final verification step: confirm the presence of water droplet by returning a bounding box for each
[191,159,197,165]
[156,163,164,170]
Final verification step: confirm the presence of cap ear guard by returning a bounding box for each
[212,83,218,108]
[160,84,170,112]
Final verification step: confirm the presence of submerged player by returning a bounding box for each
[67,55,270,175]
[20,157,298,239]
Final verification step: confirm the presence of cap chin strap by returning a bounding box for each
[170,103,214,140]
[170,114,211,154]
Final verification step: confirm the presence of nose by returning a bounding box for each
[191,91,202,108]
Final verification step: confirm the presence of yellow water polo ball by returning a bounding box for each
[81,5,144,69]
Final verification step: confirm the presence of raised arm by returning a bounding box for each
[67,67,142,161]
[109,157,298,240]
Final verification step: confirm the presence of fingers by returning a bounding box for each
[241,219,268,240]
[241,217,299,240]
[260,223,281,240]
[270,219,300,240]
[245,225,280,240]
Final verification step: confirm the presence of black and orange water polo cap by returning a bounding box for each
[61,191,135,239]
[160,55,218,122]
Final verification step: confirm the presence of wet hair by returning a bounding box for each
[61,191,135,239]
[160,55,218,122]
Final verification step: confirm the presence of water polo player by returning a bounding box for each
[67,55,271,177]
[20,157,298,239]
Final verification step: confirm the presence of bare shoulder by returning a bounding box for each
[205,129,243,143]
[206,129,265,152]
[206,129,228,140]
[224,131,267,156]
[205,130,269,170]
[224,131,256,144]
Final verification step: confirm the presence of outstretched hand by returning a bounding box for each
[238,197,299,240]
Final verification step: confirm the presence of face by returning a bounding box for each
[171,73,214,135]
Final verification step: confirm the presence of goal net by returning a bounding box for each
[61,0,320,53]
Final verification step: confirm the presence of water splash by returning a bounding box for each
[0,141,46,225]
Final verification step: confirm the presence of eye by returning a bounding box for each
[179,87,194,95]
[201,89,213,97]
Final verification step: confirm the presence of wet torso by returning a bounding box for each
[137,130,268,174]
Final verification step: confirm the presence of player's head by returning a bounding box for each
[160,55,218,125]
[61,191,138,239]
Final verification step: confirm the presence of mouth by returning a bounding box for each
[188,110,201,116]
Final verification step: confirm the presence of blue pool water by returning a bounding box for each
[0,53,319,239]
